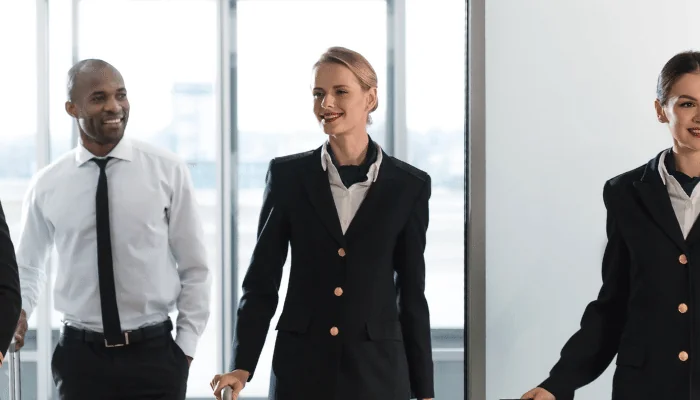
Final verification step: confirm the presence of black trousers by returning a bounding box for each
[51,331,189,399]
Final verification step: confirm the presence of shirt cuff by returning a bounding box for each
[21,296,34,318]
[175,329,200,359]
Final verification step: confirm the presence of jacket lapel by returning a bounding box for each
[633,150,687,252]
[344,152,400,241]
[302,147,346,247]
[685,218,700,246]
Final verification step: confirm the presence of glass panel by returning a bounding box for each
[49,0,75,162]
[0,0,38,237]
[0,0,38,397]
[73,1,221,397]
[236,0,387,396]
[0,0,39,353]
[406,0,466,329]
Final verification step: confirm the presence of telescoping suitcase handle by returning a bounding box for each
[222,386,232,400]
[7,340,21,400]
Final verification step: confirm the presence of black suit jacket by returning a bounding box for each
[539,150,700,399]
[0,200,21,356]
[231,147,435,400]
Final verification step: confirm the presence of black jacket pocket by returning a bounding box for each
[366,321,403,341]
[616,343,645,368]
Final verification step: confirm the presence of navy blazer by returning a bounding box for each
[0,200,22,357]
[231,146,435,400]
[540,150,700,399]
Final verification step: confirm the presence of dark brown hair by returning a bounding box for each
[657,51,700,105]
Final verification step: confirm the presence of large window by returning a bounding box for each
[0,0,39,397]
[6,1,466,398]
[406,0,465,329]
[235,0,387,396]
[0,2,38,233]
[404,3,466,397]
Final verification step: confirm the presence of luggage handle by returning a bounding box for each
[7,340,21,400]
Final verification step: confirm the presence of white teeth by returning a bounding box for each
[322,114,341,122]
[104,119,121,124]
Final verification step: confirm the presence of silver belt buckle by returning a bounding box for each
[104,331,130,347]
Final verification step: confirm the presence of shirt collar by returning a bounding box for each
[321,140,383,182]
[74,137,134,166]
[658,149,669,186]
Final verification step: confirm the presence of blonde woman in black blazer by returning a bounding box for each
[212,47,435,400]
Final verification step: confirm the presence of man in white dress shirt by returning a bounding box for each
[12,59,211,399]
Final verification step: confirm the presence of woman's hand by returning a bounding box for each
[520,387,556,400]
[210,369,250,400]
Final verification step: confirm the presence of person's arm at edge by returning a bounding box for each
[0,200,22,360]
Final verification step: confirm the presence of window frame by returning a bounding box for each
[35,0,53,398]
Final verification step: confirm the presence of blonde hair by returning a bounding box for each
[314,46,378,124]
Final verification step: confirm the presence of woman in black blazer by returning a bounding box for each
[522,51,700,400]
[211,47,435,400]
[0,200,22,366]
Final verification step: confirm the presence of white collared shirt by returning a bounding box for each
[321,141,383,233]
[658,149,700,239]
[15,137,211,357]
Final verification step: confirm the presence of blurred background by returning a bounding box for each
[0,0,466,399]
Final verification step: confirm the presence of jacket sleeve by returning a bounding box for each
[230,160,290,380]
[394,176,434,399]
[538,181,631,400]
[0,200,22,356]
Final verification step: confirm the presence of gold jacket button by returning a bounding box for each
[679,254,689,265]
[330,326,339,336]
[680,351,689,362]
[679,303,689,313]
[338,248,346,257]
[334,287,344,297]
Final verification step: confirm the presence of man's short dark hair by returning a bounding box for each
[66,59,116,102]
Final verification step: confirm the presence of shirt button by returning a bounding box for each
[338,248,346,257]
[334,287,344,297]
[330,327,339,336]
[680,254,689,264]
[680,351,689,361]
[679,303,689,313]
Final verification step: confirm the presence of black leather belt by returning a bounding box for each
[61,318,173,347]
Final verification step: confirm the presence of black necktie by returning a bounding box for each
[91,157,124,344]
